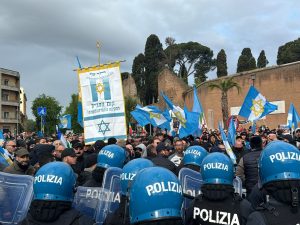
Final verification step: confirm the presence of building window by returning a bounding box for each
[2,93,9,101]
[3,112,9,119]
[4,79,9,86]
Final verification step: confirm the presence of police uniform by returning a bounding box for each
[245,141,300,225]
[185,152,253,225]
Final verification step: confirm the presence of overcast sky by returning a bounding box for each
[1,0,299,119]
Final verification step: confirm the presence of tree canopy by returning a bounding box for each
[31,94,62,134]
[277,38,300,65]
[257,50,269,68]
[216,49,228,77]
[64,93,83,134]
[237,48,257,73]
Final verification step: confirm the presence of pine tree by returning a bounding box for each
[237,48,257,72]
[257,50,269,68]
[216,49,228,77]
[144,34,166,104]
[277,38,300,65]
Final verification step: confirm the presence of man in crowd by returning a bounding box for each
[152,142,177,174]
[3,148,35,175]
[4,140,17,161]
[169,139,184,166]
[61,148,77,169]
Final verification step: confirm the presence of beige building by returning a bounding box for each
[20,87,27,128]
[0,68,21,133]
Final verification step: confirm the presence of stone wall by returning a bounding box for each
[184,61,300,129]
[122,74,138,99]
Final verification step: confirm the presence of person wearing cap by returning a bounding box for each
[61,148,77,170]
[72,142,85,174]
[3,148,35,175]
[151,142,177,174]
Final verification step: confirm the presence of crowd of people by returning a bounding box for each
[0,125,300,225]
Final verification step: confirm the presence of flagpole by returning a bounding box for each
[96,41,101,65]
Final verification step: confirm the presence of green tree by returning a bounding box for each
[23,119,36,132]
[31,94,62,134]
[216,49,228,77]
[144,34,166,104]
[176,42,215,83]
[237,48,257,72]
[164,37,178,70]
[208,77,241,129]
[178,64,188,84]
[64,94,83,134]
[277,38,300,65]
[132,53,146,104]
[125,96,138,127]
[257,50,269,68]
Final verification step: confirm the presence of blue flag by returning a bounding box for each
[192,85,206,136]
[131,106,149,127]
[227,117,236,146]
[239,86,277,122]
[136,105,172,130]
[287,103,300,129]
[59,114,72,129]
[0,131,4,144]
[218,122,237,165]
[161,92,199,138]
[0,146,13,166]
[77,102,83,127]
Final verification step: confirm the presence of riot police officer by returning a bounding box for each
[129,167,184,225]
[178,145,208,172]
[185,152,251,225]
[104,158,154,225]
[83,144,126,187]
[19,161,94,225]
[246,141,300,225]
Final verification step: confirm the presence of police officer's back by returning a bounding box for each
[129,167,184,225]
[104,158,154,225]
[178,145,208,172]
[18,162,94,225]
[83,144,126,187]
[246,141,300,225]
[186,152,252,225]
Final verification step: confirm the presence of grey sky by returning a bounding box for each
[0,0,299,119]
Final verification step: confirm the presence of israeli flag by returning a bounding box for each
[218,122,237,165]
[239,86,277,122]
[161,92,199,138]
[59,114,72,129]
[287,103,300,129]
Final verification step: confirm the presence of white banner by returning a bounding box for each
[78,63,127,144]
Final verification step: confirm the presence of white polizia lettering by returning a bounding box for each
[120,172,136,181]
[269,151,300,163]
[34,175,63,185]
[145,181,182,196]
[85,189,121,203]
[193,207,240,225]
[203,163,229,171]
[100,150,114,159]
[185,149,201,156]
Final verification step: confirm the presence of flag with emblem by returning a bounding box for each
[227,116,236,146]
[59,114,72,129]
[161,92,199,138]
[238,86,277,122]
[136,105,171,130]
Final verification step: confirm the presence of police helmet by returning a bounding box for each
[259,141,300,186]
[183,145,208,167]
[129,167,183,224]
[33,161,76,201]
[201,152,234,185]
[121,158,154,195]
[97,144,126,169]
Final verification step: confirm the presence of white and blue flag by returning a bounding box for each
[161,92,199,138]
[192,85,206,136]
[287,103,300,129]
[137,105,171,130]
[59,114,72,129]
[218,122,237,165]
[239,86,277,122]
[227,117,236,146]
